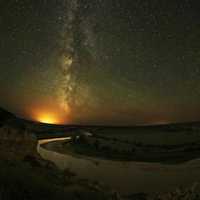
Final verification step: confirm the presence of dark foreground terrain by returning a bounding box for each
[0,108,117,200]
[1,107,200,199]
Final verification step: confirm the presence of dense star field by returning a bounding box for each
[0,0,200,125]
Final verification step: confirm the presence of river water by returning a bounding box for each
[38,138,200,195]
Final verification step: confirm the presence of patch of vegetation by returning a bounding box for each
[62,134,200,163]
[125,183,200,200]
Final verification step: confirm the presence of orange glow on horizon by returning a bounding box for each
[36,112,62,124]
[30,105,70,125]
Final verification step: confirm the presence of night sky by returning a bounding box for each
[0,0,200,125]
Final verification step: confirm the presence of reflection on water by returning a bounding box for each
[38,138,200,195]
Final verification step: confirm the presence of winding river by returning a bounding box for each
[38,137,200,195]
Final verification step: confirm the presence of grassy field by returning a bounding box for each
[92,125,200,145]
[50,123,200,163]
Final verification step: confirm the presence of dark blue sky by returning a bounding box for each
[0,0,200,125]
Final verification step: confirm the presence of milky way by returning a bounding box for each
[0,0,200,125]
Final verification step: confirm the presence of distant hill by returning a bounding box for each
[1,106,200,137]
[0,107,16,126]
